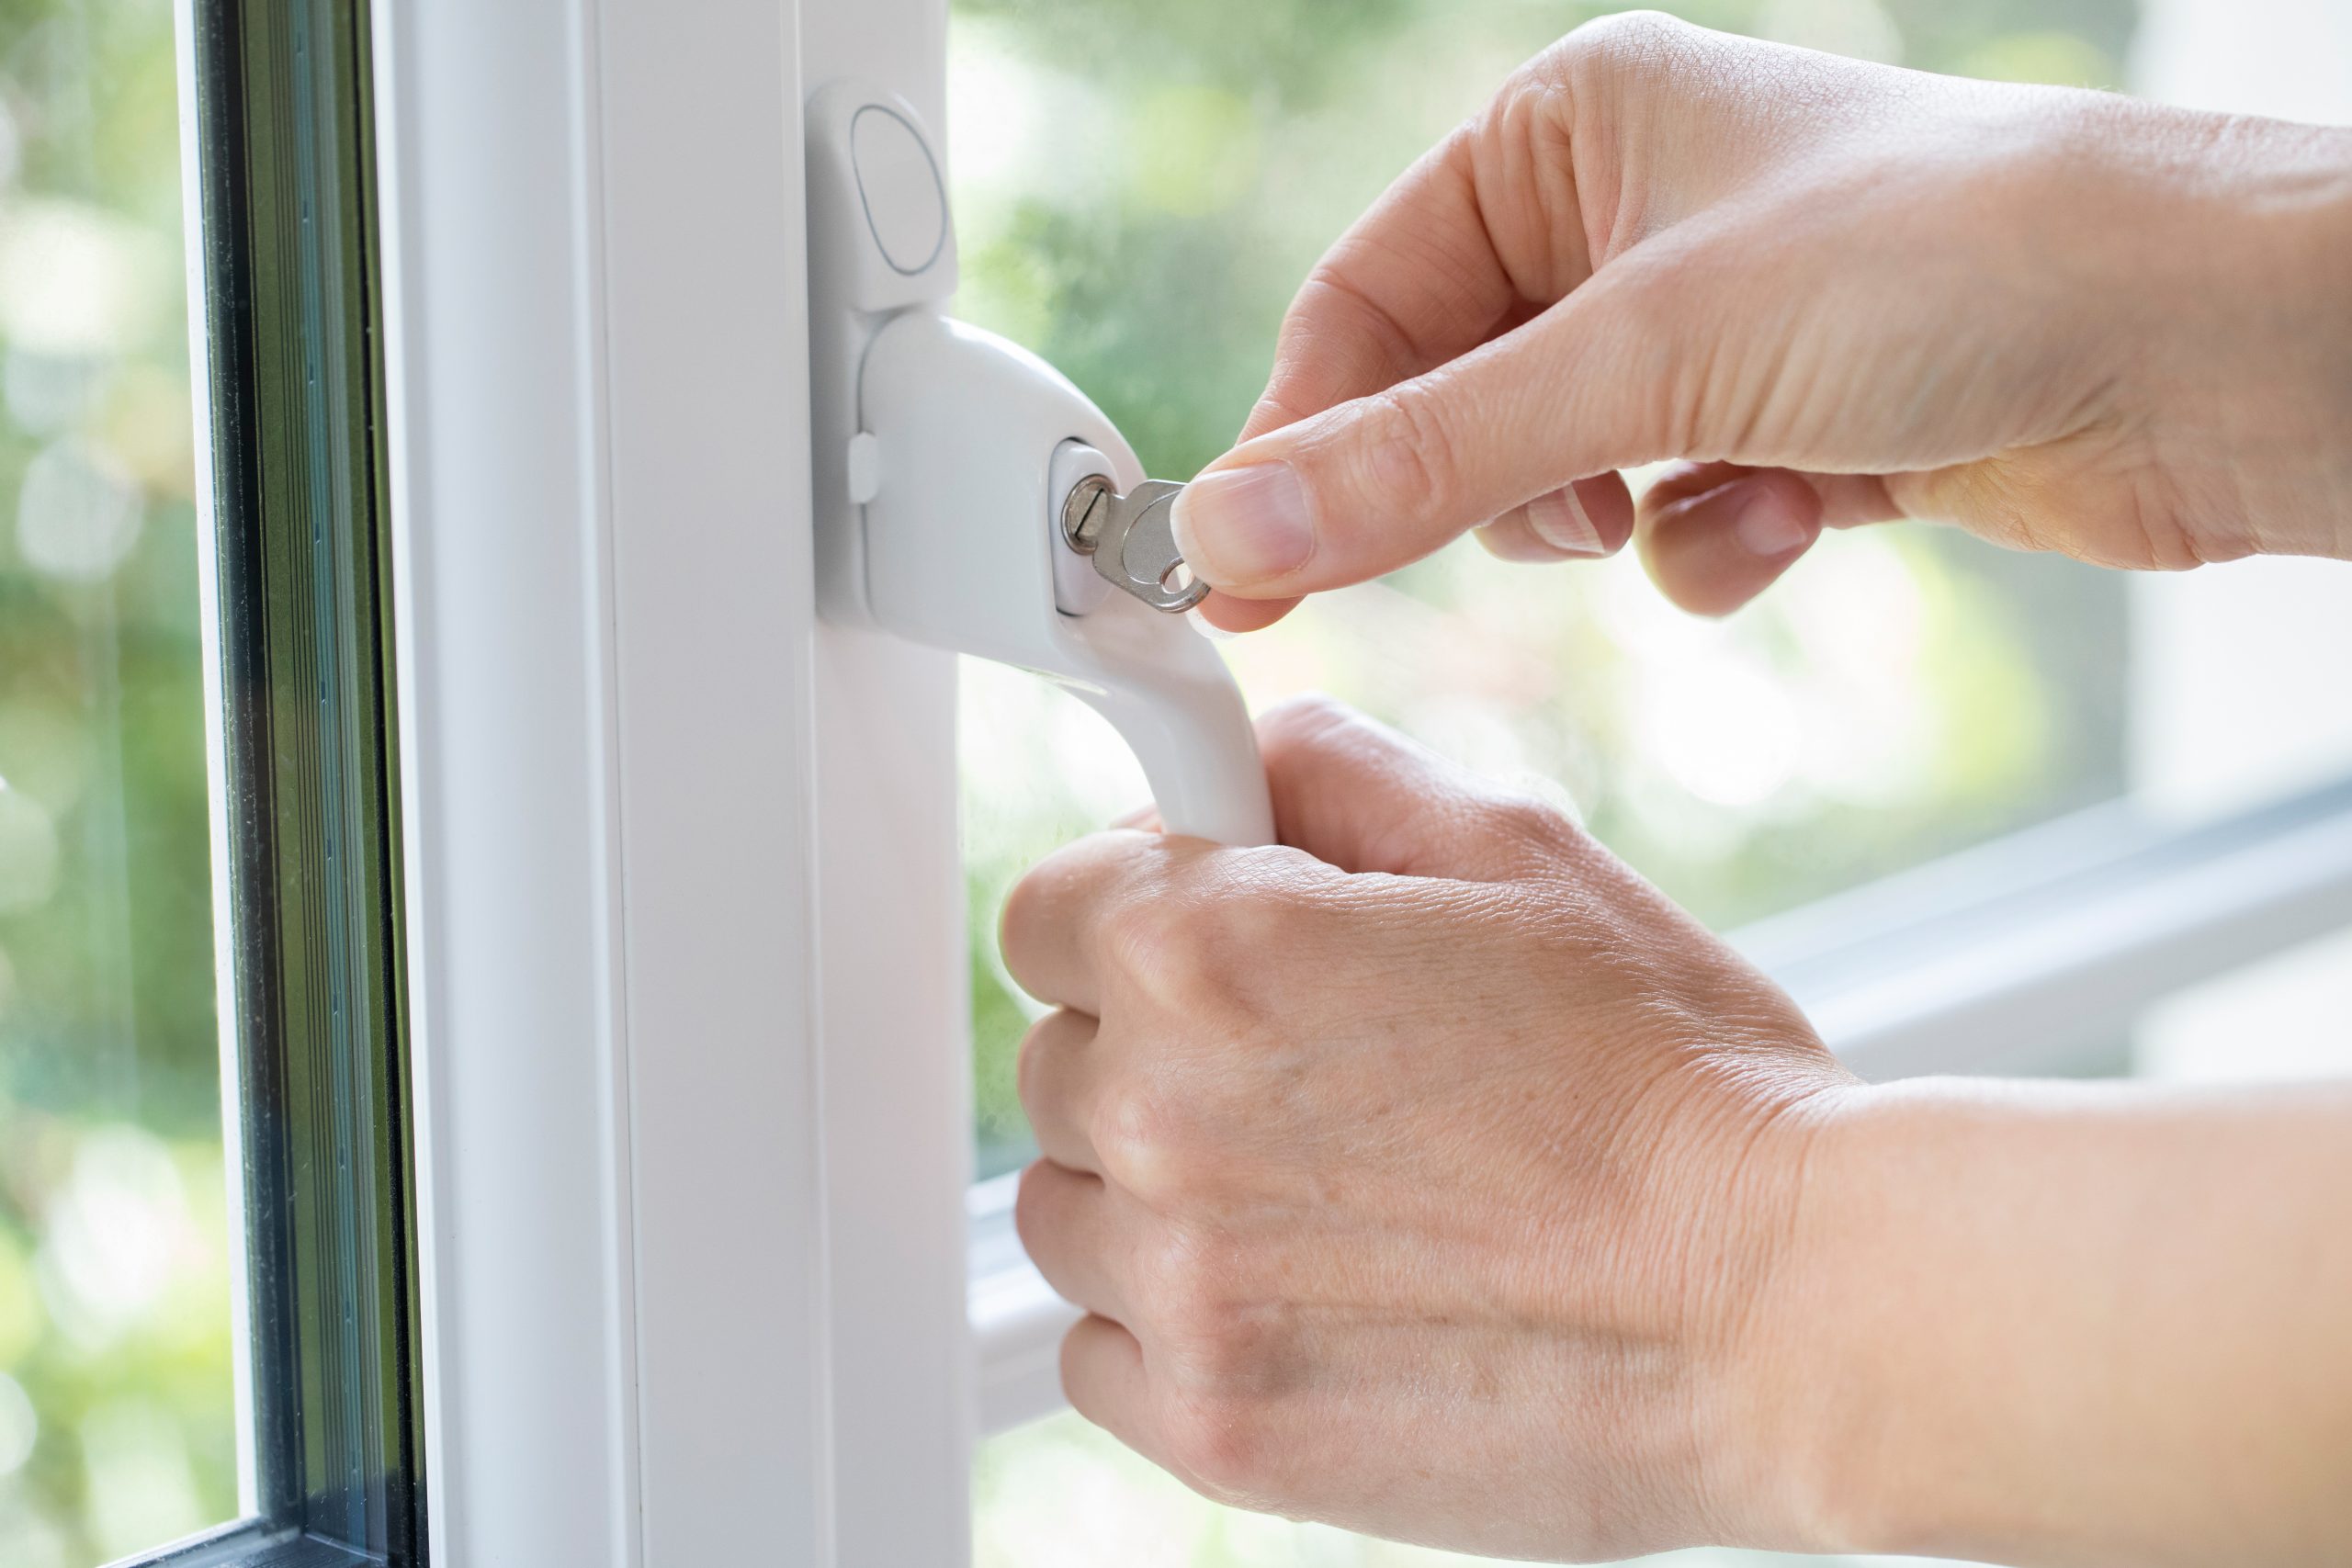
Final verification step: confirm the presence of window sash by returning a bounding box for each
[1745,778,2352,1077]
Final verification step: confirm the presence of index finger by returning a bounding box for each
[1197,126,1541,632]
[999,829,1209,1016]
[1246,130,1536,443]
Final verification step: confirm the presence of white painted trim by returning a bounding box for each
[968,1171,1074,1434]
[379,0,978,1561]
[373,1,640,1560]
[591,0,842,1556]
[803,6,977,1562]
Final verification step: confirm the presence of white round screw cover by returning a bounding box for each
[850,104,946,275]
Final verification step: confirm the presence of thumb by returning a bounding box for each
[1255,695,1580,884]
[1171,267,1675,600]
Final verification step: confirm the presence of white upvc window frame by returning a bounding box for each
[367,1,2352,1563]
[378,0,967,1561]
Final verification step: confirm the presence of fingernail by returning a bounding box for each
[1731,486,1810,558]
[1170,463,1314,586]
[1524,486,1606,556]
[1184,605,1238,640]
[1475,521,1564,564]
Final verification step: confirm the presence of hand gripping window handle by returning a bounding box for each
[807,82,1275,848]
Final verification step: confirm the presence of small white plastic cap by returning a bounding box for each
[806,81,958,313]
[850,104,947,275]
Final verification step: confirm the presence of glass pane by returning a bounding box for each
[0,0,237,1562]
[187,0,424,1555]
[955,0,2137,1175]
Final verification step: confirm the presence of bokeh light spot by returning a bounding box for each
[0,781,62,915]
[36,1126,198,1349]
[1644,662,1800,808]
[17,436,143,582]
[1126,83,1260,218]
[0,199,167,357]
[0,1373,36,1475]
[79,1397,205,1562]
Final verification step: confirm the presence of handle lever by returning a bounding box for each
[854,311,1274,847]
[808,80,1272,849]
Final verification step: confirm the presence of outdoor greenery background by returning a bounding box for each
[0,0,2143,1564]
[0,0,232,1563]
[952,0,2137,1563]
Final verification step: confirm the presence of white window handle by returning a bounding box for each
[808,82,1275,849]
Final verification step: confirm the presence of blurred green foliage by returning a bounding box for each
[0,0,235,1562]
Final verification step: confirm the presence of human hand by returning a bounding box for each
[1001,695,1854,1560]
[1171,12,2352,628]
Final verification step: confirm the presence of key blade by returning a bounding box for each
[1091,480,1208,613]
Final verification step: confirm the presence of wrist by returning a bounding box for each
[2158,118,2352,560]
[1715,1077,2352,1566]
[1734,1081,2089,1560]
[1679,1077,1880,1554]
[1705,1079,2091,1559]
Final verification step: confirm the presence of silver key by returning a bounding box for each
[1060,475,1207,614]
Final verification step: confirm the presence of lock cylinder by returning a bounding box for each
[1058,474,1205,615]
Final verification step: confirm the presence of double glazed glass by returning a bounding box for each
[0,0,421,1562]
[186,0,423,1560]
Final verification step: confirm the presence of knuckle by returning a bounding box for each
[1091,1077,1201,1199]
[1210,874,1314,978]
[1162,1392,1272,1505]
[1586,259,1715,453]
[1351,385,1461,525]
[1557,8,1692,77]
[1013,1021,1042,1111]
[1102,889,1223,1007]
[1485,793,1577,856]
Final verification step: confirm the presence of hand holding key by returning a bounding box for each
[1168,12,2352,631]
[1062,474,1206,613]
